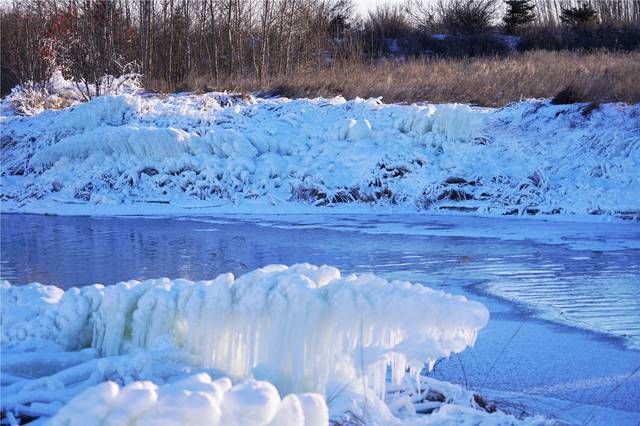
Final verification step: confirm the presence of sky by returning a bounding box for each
[355,0,406,16]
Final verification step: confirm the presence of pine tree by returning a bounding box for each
[503,0,535,34]
[560,3,598,29]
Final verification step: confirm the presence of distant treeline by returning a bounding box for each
[1,0,639,95]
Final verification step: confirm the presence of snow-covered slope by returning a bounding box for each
[1,92,638,218]
[0,264,546,425]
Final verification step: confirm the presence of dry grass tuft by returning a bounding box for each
[179,50,640,106]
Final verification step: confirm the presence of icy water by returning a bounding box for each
[2,213,640,422]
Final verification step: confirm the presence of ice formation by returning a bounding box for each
[1,264,488,399]
[0,265,553,424]
[1,90,638,218]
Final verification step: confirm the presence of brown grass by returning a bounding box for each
[169,50,640,106]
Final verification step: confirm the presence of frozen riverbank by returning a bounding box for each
[2,91,639,219]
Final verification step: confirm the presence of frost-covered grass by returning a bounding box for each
[0,264,547,425]
[1,86,638,219]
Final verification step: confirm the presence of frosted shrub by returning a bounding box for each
[8,81,74,116]
[7,69,143,116]
[92,71,143,98]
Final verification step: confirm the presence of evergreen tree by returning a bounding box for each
[503,0,535,34]
[560,3,598,29]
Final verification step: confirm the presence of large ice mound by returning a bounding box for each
[2,92,638,218]
[0,265,552,424]
[1,264,488,399]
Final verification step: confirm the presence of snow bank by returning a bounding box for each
[49,373,328,426]
[1,92,638,218]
